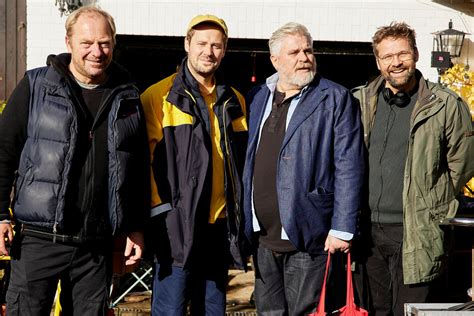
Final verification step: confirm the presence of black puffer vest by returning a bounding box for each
[13,54,148,242]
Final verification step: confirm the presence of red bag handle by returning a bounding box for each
[313,252,368,316]
[346,252,354,305]
[339,252,369,315]
[314,253,331,314]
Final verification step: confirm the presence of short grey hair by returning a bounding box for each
[268,22,313,55]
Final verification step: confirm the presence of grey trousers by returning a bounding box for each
[253,244,329,316]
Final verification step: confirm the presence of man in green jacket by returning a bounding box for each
[353,21,473,316]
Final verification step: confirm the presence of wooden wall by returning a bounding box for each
[0,0,26,101]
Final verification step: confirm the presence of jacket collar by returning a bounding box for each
[367,69,433,103]
[366,70,442,126]
[45,53,133,87]
[282,75,327,148]
[168,57,238,112]
[250,73,328,150]
[41,53,136,122]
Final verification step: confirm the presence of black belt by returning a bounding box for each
[21,224,81,243]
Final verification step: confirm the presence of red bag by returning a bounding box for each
[310,252,368,316]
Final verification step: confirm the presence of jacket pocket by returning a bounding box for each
[428,173,454,215]
[115,98,142,153]
[115,114,141,153]
[307,191,334,222]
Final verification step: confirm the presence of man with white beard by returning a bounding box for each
[243,22,365,315]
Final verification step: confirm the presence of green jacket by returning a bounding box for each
[353,71,474,284]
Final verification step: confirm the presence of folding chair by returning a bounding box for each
[109,261,153,308]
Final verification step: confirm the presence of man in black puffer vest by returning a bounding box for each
[0,6,150,315]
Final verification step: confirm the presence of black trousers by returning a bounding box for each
[363,224,439,316]
[6,235,110,316]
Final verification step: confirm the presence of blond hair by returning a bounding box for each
[65,6,116,44]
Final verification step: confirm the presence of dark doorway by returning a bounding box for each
[114,35,378,95]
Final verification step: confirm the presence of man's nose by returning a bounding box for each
[203,45,213,56]
[391,54,403,65]
[91,43,104,57]
[297,51,309,61]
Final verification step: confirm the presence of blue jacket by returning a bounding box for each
[243,74,365,254]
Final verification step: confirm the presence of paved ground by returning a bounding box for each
[224,269,256,313]
[113,269,256,315]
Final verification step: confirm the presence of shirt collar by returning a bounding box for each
[265,72,309,100]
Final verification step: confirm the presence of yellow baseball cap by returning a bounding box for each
[187,14,228,37]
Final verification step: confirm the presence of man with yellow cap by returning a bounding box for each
[141,14,249,315]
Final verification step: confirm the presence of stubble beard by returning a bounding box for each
[191,58,219,78]
[385,67,416,90]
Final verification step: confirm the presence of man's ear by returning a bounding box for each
[184,37,190,53]
[414,47,419,63]
[375,58,381,71]
[270,54,278,70]
[65,36,72,53]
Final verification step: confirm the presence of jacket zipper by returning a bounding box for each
[80,133,95,236]
[52,87,84,241]
[184,89,197,122]
[79,84,135,235]
[79,92,115,238]
[184,88,239,223]
[53,223,57,242]
[404,94,439,202]
[183,88,239,215]
[360,89,369,146]
[222,98,240,226]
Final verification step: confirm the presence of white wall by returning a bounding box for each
[27,0,474,82]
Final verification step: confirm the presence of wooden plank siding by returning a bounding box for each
[0,0,26,101]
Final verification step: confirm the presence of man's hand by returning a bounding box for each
[0,223,13,256]
[324,235,351,254]
[123,231,144,266]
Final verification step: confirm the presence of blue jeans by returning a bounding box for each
[151,221,229,316]
[253,244,328,315]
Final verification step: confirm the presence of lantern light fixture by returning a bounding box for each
[431,20,469,70]
[55,0,82,17]
[432,19,469,58]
